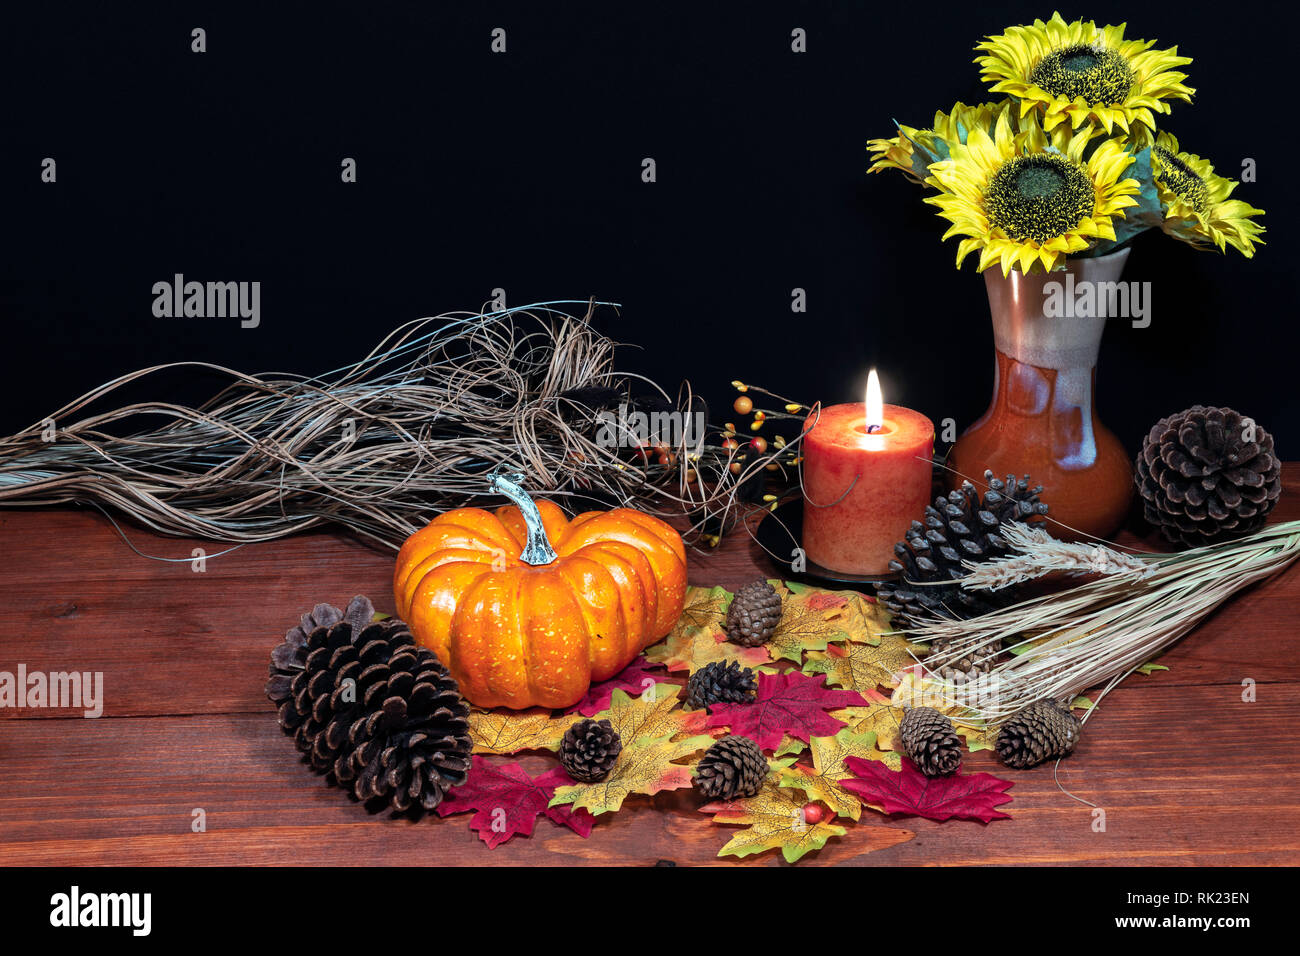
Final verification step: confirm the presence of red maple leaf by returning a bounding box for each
[564,655,666,717]
[436,757,595,848]
[706,671,867,751]
[840,755,1014,823]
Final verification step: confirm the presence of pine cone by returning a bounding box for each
[899,706,962,777]
[694,735,768,800]
[877,470,1049,627]
[265,595,472,812]
[1136,405,1282,546]
[560,718,622,783]
[725,579,782,647]
[996,699,1081,769]
[925,637,1003,683]
[686,660,758,711]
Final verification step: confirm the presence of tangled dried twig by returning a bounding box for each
[0,301,797,550]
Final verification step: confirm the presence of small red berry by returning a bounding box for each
[801,802,826,825]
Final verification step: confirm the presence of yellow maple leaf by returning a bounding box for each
[803,632,919,693]
[763,581,857,663]
[843,593,895,645]
[779,728,890,820]
[645,625,769,674]
[594,682,707,744]
[705,781,849,863]
[550,731,713,815]
[467,708,582,755]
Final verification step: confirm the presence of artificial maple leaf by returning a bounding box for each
[645,628,770,674]
[644,584,732,656]
[701,780,849,863]
[952,717,997,753]
[550,731,713,815]
[803,631,918,693]
[436,757,594,848]
[564,655,666,717]
[594,682,708,744]
[763,581,855,664]
[841,756,1014,823]
[706,671,866,751]
[843,593,894,644]
[779,728,890,820]
[468,708,582,755]
[774,735,806,758]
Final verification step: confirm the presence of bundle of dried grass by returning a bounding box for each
[903,520,1300,723]
[0,301,788,550]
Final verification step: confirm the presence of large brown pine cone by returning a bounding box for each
[725,579,782,647]
[899,706,962,777]
[694,735,768,800]
[560,718,622,783]
[995,699,1081,769]
[686,660,758,711]
[877,471,1049,627]
[1136,405,1282,546]
[265,595,472,813]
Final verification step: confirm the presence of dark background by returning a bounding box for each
[3,1,1296,455]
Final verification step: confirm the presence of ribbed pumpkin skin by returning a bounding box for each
[394,500,687,709]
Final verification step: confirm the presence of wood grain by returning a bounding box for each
[2,467,1299,865]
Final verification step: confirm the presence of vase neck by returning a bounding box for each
[984,250,1130,371]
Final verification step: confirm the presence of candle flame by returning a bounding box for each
[864,369,883,432]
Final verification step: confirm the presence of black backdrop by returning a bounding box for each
[4,1,1297,456]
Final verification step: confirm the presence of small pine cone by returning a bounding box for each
[725,579,782,647]
[877,471,1049,627]
[560,718,622,783]
[925,637,1003,683]
[265,595,472,813]
[1136,405,1282,546]
[899,706,962,777]
[686,660,758,711]
[694,735,768,800]
[996,699,1082,769]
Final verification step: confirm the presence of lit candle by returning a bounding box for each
[801,371,935,575]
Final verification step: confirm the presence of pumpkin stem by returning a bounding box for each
[487,467,558,566]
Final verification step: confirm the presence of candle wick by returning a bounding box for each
[866,424,882,434]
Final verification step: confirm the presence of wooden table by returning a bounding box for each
[3,468,1299,866]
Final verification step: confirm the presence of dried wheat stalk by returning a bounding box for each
[902,520,1300,723]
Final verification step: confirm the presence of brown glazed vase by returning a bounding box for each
[946,249,1133,542]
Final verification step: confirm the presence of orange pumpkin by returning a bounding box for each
[394,471,687,709]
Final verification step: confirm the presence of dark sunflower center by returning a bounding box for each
[1029,44,1133,104]
[1153,145,1208,213]
[984,154,1096,243]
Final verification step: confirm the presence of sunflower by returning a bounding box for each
[868,101,1010,183]
[1151,132,1264,257]
[924,111,1140,276]
[976,12,1193,144]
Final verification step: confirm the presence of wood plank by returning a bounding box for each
[2,466,1298,865]
[0,680,1295,866]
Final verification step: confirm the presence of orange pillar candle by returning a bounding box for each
[801,371,935,575]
